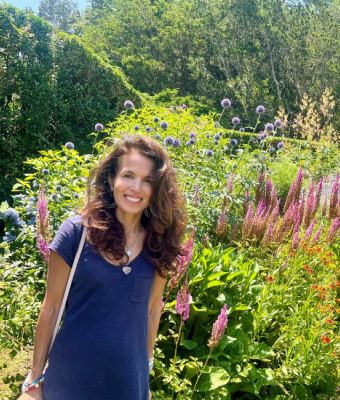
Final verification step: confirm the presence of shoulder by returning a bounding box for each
[58,214,83,236]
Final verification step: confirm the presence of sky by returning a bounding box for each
[3,0,89,13]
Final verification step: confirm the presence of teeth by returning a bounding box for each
[126,196,141,203]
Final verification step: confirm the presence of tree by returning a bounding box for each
[38,0,81,33]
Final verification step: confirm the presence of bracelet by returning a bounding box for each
[149,357,154,373]
[23,374,44,392]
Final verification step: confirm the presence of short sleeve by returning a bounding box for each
[49,215,84,268]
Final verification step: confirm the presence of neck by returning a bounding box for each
[115,208,143,237]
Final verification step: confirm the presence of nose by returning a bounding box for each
[130,178,142,192]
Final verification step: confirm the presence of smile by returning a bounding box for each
[124,195,143,204]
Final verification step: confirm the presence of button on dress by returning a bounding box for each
[42,215,156,400]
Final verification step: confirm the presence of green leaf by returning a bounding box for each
[196,366,230,392]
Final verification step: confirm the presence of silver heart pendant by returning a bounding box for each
[123,266,132,275]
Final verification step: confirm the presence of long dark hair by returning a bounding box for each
[81,135,187,278]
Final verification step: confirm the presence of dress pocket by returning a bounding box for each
[130,276,154,302]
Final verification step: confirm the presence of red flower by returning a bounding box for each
[337,299,340,303]
[321,335,331,343]
[303,265,313,274]
[335,281,340,288]
[318,294,327,300]
[320,287,326,292]
[312,285,319,290]
[336,309,340,313]
[266,276,274,282]
[329,284,336,290]
[325,318,334,325]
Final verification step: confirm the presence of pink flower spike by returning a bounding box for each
[193,183,200,207]
[227,172,234,193]
[304,218,317,240]
[175,274,190,321]
[311,225,323,245]
[208,304,228,348]
[37,232,50,262]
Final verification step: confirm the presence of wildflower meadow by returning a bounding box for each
[1,100,340,400]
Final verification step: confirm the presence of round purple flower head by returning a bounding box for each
[233,164,238,169]
[269,147,275,153]
[195,150,200,155]
[56,185,62,192]
[221,99,231,108]
[124,100,134,109]
[160,121,169,130]
[74,193,80,199]
[32,182,39,190]
[172,138,181,148]
[230,139,238,147]
[259,132,267,141]
[153,117,160,123]
[265,123,274,132]
[51,193,60,201]
[256,105,265,114]
[206,150,214,157]
[154,134,160,140]
[274,119,283,128]
[189,138,195,145]
[214,141,219,145]
[254,154,259,158]
[134,125,140,131]
[214,134,221,141]
[232,117,240,125]
[189,132,196,139]
[206,134,210,138]
[213,122,220,128]
[42,169,50,175]
[239,127,245,132]
[95,123,104,131]
[221,156,225,160]
[164,136,174,146]
[65,142,74,150]
[145,126,152,133]
[277,142,285,149]
[260,156,267,161]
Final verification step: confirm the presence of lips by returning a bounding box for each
[124,195,143,204]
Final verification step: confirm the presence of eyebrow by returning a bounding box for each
[123,170,153,179]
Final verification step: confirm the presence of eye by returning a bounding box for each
[124,173,133,178]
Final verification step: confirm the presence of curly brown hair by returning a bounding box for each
[81,134,187,278]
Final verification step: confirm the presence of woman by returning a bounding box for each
[20,135,187,400]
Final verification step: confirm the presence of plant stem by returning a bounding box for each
[173,313,183,365]
[160,287,173,316]
[192,347,213,395]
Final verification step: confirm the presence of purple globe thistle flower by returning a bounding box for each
[274,119,283,128]
[189,132,196,139]
[206,150,214,157]
[153,117,159,123]
[221,99,231,108]
[134,125,140,131]
[230,139,238,147]
[265,123,274,132]
[278,142,285,149]
[258,132,267,141]
[164,136,174,146]
[51,193,60,201]
[206,134,210,138]
[269,147,275,153]
[42,169,50,175]
[65,142,74,150]
[4,208,19,221]
[160,121,169,130]
[189,138,195,145]
[270,158,274,162]
[74,193,80,199]
[124,100,134,109]
[221,156,225,160]
[239,127,245,132]
[214,134,221,141]
[254,154,259,158]
[154,134,160,140]
[256,105,265,114]
[172,138,181,148]
[195,150,200,155]
[214,141,219,145]
[56,185,62,192]
[260,155,267,161]
[232,117,240,125]
[213,122,220,128]
[266,170,271,174]
[145,126,152,133]
[95,123,104,131]
[233,164,237,169]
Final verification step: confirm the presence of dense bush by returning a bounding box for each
[0,4,143,202]
[1,103,340,399]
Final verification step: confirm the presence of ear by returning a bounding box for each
[107,175,115,192]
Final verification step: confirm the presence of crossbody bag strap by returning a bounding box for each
[48,223,88,355]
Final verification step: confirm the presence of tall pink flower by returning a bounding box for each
[216,208,228,237]
[262,220,273,247]
[37,186,51,242]
[311,225,323,245]
[293,167,303,202]
[265,178,272,208]
[193,183,200,207]
[304,218,317,240]
[321,196,328,217]
[175,274,190,321]
[227,172,234,194]
[329,176,339,220]
[290,231,301,252]
[255,173,265,204]
[37,232,50,262]
[325,218,340,244]
[243,190,250,217]
[231,223,238,241]
[283,180,296,213]
[242,201,253,241]
[208,304,228,348]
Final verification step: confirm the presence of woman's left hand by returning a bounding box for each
[149,389,152,399]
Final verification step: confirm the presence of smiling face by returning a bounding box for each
[108,151,155,216]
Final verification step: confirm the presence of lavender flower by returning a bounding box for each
[206,150,214,157]
[265,123,274,132]
[208,304,228,348]
[37,187,51,241]
[227,173,234,193]
[164,136,174,146]
[153,117,160,123]
[154,134,160,140]
[172,138,181,148]
[221,99,231,108]
[42,169,50,175]
[230,139,238,147]
[259,132,267,141]
[232,117,240,125]
[213,122,220,128]
[134,125,140,131]
[221,156,225,160]
[214,134,221,141]
[277,142,285,149]
[124,100,134,109]
[65,142,74,150]
[256,105,266,114]
[239,128,245,132]
[304,218,317,240]
[290,231,301,252]
[216,208,228,236]
[145,126,152,133]
[95,123,104,131]
[160,121,169,130]
[274,119,283,128]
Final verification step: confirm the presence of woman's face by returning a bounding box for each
[108,151,154,215]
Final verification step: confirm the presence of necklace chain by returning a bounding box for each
[125,226,142,265]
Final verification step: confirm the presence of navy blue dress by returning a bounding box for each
[43,215,156,400]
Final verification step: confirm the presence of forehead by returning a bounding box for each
[119,151,154,174]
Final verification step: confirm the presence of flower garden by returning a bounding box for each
[0,100,340,399]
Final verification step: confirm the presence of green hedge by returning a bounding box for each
[0,5,143,202]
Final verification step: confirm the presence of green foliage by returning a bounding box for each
[0,4,143,202]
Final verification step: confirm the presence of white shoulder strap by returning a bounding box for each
[48,224,88,355]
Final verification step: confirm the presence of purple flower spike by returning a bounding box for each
[256,105,266,114]
[232,117,240,125]
[265,123,274,132]
[175,274,190,321]
[208,304,228,348]
[124,100,134,109]
[274,119,283,128]
[37,232,50,262]
[221,99,231,108]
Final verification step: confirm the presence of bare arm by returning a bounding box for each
[148,272,167,359]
